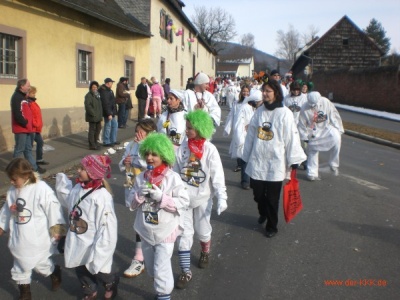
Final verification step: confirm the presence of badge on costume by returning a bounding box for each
[289,104,301,112]
[69,206,88,234]
[180,154,206,187]
[257,122,274,141]
[315,111,327,123]
[13,198,32,224]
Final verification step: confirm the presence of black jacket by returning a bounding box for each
[84,90,103,123]
[135,83,148,99]
[99,84,117,117]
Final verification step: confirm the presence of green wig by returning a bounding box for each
[139,133,175,166]
[185,109,214,139]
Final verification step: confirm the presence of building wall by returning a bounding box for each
[309,19,382,72]
[237,60,254,78]
[149,0,215,90]
[313,65,400,113]
[0,0,149,152]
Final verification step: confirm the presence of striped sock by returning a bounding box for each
[178,250,191,273]
[157,294,171,300]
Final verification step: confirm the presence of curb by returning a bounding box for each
[345,130,400,150]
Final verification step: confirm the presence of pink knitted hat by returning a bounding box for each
[81,155,111,180]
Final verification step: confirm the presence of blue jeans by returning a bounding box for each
[103,116,118,145]
[33,132,44,161]
[117,103,126,127]
[13,133,38,170]
[239,158,250,184]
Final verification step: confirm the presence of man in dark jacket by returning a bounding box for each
[10,79,45,174]
[116,77,129,128]
[99,78,119,147]
[84,81,103,150]
[135,77,148,120]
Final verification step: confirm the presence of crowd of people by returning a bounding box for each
[1,70,344,300]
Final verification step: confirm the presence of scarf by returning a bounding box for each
[144,163,169,187]
[75,178,103,189]
[264,100,283,111]
[188,138,206,160]
[167,102,185,114]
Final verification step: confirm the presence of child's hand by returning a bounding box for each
[217,199,228,215]
[10,204,17,213]
[124,155,132,166]
[148,184,163,202]
[140,183,151,197]
[52,234,61,242]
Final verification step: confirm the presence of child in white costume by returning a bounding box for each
[298,91,344,180]
[56,154,119,300]
[119,118,157,278]
[0,158,66,300]
[174,110,228,289]
[129,133,189,300]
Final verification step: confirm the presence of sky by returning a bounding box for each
[182,0,400,56]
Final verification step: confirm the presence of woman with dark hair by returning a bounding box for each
[284,81,307,125]
[84,81,103,150]
[242,78,306,238]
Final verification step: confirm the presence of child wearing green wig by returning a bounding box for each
[173,109,228,289]
[129,133,189,300]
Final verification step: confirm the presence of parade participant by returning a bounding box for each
[243,78,306,238]
[224,84,250,173]
[284,81,307,125]
[0,158,66,300]
[119,118,156,278]
[157,90,187,149]
[298,92,344,181]
[225,80,237,110]
[174,110,228,289]
[183,72,221,127]
[301,81,314,94]
[269,70,289,97]
[56,155,119,300]
[129,133,189,300]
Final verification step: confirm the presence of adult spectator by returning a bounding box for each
[10,79,45,174]
[84,81,103,150]
[270,70,289,97]
[99,77,119,147]
[163,78,171,99]
[298,91,344,181]
[135,77,148,120]
[242,78,306,238]
[183,72,221,127]
[116,77,130,128]
[150,78,164,118]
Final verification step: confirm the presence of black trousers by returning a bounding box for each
[137,98,146,120]
[75,265,117,295]
[250,179,283,231]
[88,121,102,148]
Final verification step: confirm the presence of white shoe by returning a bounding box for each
[331,167,339,176]
[144,115,150,119]
[307,175,321,181]
[123,260,145,278]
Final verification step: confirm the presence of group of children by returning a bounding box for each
[0,95,227,300]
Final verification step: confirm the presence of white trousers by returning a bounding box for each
[11,255,55,284]
[141,240,174,295]
[307,141,341,177]
[178,199,213,251]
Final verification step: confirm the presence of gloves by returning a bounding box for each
[291,164,298,170]
[140,183,151,197]
[217,199,227,216]
[148,184,163,202]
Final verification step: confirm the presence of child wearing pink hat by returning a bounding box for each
[56,154,119,300]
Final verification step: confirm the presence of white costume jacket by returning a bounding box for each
[0,181,65,270]
[174,140,227,208]
[242,105,307,181]
[283,93,307,124]
[183,89,221,126]
[56,174,117,274]
[298,97,344,151]
[157,109,187,146]
[130,169,189,246]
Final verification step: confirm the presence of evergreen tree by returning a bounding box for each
[364,18,391,55]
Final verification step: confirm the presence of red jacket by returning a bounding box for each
[11,99,33,134]
[29,98,43,133]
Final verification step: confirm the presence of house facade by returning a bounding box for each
[0,0,215,153]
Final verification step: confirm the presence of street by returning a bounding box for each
[0,107,399,300]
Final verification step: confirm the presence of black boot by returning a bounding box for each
[50,265,62,291]
[104,276,119,299]
[18,284,31,300]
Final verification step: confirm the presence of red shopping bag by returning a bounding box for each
[283,169,303,223]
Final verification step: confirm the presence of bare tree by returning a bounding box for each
[191,6,237,54]
[240,33,255,49]
[275,24,301,61]
[301,25,319,46]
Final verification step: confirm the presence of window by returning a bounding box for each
[124,56,135,87]
[160,57,165,83]
[159,10,173,43]
[0,25,26,84]
[189,32,192,52]
[342,37,349,47]
[176,46,178,61]
[76,44,94,87]
[181,28,185,49]
[180,65,184,87]
[212,57,215,70]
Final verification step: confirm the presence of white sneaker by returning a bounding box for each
[123,260,145,278]
[331,167,339,176]
[307,175,321,181]
[144,115,151,119]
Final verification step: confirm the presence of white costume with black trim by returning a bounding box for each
[284,93,307,124]
[183,89,221,126]
[157,110,187,147]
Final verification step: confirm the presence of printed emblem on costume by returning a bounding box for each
[69,206,88,234]
[288,104,301,112]
[257,122,274,141]
[14,198,32,224]
[180,154,206,187]
[168,127,181,145]
[315,111,327,123]
[142,199,160,225]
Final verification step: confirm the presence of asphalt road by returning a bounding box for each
[0,107,399,300]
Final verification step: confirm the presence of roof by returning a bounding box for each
[49,0,151,36]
